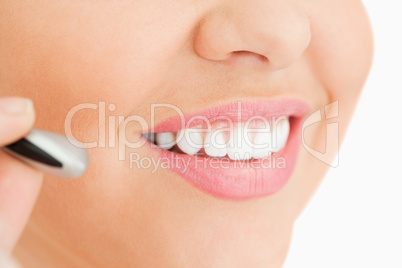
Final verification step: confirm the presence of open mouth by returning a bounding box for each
[141,100,309,200]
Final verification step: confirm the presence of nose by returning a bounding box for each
[193,0,311,71]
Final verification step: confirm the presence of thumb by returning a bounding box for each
[0,97,42,262]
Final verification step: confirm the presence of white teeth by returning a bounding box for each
[204,129,227,157]
[227,123,253,161]
[150,117,290,159]
[155,132,176,150]
[251,125,272,159]
[176,128,203,155]
[271,118,290,153]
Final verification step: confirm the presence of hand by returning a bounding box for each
[0,97,43,267]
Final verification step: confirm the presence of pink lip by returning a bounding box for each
[144,99,310,200]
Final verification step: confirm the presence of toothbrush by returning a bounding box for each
[2,129,89,178]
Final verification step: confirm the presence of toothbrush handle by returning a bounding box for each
[2,129,89,178]
[5,138,63,167]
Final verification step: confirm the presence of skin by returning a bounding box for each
[0,0,373,267]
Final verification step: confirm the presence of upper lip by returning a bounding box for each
[144,98,310,134]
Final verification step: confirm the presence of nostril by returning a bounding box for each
[232,50,269,62]
[226,50,270,68]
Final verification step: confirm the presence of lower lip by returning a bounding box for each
[144,117,302,200]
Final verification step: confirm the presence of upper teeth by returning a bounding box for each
[145,117,290,160]
[176,128,203,155]
[227,122,254,161]
[154,132,176,150]
[204,128,227,157]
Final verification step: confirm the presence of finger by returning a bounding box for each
[0,150,43,255]
[0,97,35,146]
[0,251,21,268]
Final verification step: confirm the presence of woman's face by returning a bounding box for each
[0,0,373,267]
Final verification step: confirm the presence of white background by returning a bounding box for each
[284,1,402,267]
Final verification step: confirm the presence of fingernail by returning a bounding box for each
[0,97,33,115]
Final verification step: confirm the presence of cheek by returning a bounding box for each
[300,0,373,153]
[0,1,203,253]
[277,0,374,218]
[306,0,374,102]
[0,0,199,134]
[0,1,215,262]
